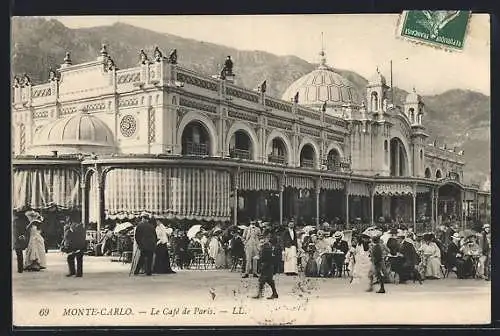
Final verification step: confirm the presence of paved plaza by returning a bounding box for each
[13,252,490,326]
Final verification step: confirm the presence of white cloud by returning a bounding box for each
[45,14,490,95]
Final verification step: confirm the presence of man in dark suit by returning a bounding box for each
[332,231,349,277]
[282,220,298,276]
[62,217,87,277]
[134,213,157,276]
[252,230,278,300]
[13,214,28,273]
[369,235,386,293]
[399,232,422,283]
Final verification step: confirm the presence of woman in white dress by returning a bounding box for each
[419,233,442,279]
[208,233,225,268]
[24,219,47,271]
[350,235,372,288]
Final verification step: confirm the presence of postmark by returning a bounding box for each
[397,10,472,51]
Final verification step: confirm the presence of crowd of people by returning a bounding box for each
[13,209,491,298]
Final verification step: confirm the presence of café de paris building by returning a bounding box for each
[12,45,488,245]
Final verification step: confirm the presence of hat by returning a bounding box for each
[389,228,398,235]
[333,231,343,239]
[25,210,44,223]
[483,224,490,228]
[451,232,461,240]
[317,229,325,236]
[397,229,405,237]
[140,211,151,219]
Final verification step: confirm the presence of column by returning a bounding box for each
[460,190,465,230]
[370,184,375,226]
[233,187,238,226]
[315,186,321,229]
[279,186,284,227]
[96,171,104,247]
[345,181,350,229]
[81,181,87,226]
[395,143,400,176]
[430,188,436,231]
[412,184,417,232]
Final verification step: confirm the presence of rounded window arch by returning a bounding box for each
[425,167,431,178]
[371,92,379,111]
[389,137,409,177]
[409,107,415,123]
[229,129,254,160]
[435,169,442,179]
[181,121,211,156]
[420,149,423,161]
[268,137,288,165]
[384,140,388,165]
[299,144,316,168]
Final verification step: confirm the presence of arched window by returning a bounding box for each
[420,149,423,160]
[425,168,431,178]
[409,108,415,123]
[384,140,388,165]
[435,170,442,179]
[371,92,378,111]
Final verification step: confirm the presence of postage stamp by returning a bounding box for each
[397,10,472,51]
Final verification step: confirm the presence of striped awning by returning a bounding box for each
[12,168,81,210]
[417,185,430,194]
[284,175,315,190]
[321,179,344,190]
[239,171,279,191]
[104,167,231,221]
[374,183,413,196]
[349,182,370,197]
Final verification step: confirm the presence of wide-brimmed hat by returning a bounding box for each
[451,232,461,240]
[333,231,343,239]
[483,224,490,229]
[25,210,44,223]
[317,229,325,236]
[397,229,405,237]
[140,211,151,219]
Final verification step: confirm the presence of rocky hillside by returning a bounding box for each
[11,17,490,185]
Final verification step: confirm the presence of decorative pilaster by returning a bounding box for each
[412,183,417,232]
[233,169,239,226]
[279,174,285,227]
[431,187,436,230]
[315,178,321,229]
[370,183,375,226]
[345,180,351,229]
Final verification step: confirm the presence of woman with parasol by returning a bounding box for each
[23,211,47,272]
[153,220,176,274]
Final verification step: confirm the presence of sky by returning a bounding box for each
[47,14,490,96]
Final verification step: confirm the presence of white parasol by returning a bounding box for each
[187,224,202,239]
[114,222,133,234]
[362,226,383,238]
[303,225,315,234]
[380,231,392,244]
[238,225,247,230]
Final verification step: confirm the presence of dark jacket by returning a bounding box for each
[446,241,460,267]
[371,242,384,267]
[259,241,275,278]
[63,222,87,252]
[332,239,349,254]
[13,219,28,250]
[400,240,419,267]
[386,237,400,256]
[282,228,297,248]
[230,236,245,258]
[135,220,157,253]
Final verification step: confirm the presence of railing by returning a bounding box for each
[229,148,250,160]
[300,159,315,168]
[182,142,209,156]
[268,154,286,165]
[325,158,351,172]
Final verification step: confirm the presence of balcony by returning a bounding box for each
[268,154,286,165]
[183,142,209,156]
[300,158,315,168]
[325,158,351,172]
[230,148,251,160]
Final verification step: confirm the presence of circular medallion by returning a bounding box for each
[120,115,137,137]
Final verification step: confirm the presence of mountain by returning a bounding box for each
[10,17,490,185]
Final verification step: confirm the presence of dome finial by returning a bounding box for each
[412,86,416,93]
[318,32,328,68]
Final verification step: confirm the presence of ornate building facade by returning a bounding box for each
[12,45,489,243]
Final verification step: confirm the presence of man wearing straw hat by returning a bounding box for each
[242,220,261,278]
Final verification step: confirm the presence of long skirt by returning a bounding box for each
[425,256,442,279]
[283,246,298,274]
[24,236,47,271]
[153,244,176,274]
[318,253,333,277]
[130,242,142,275]
[305,255,319,277]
